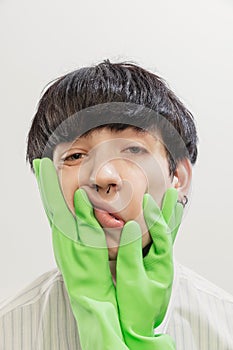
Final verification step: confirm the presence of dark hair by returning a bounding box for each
[26,60,198,175]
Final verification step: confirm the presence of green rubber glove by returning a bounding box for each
[33,158,129,350]
[115,189,183,350]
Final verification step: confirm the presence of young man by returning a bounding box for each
[1,61,233,349]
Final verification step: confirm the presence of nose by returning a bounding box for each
[89,160,122,195]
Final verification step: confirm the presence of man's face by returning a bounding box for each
[53,127,175,260]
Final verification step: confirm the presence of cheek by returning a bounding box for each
[141,157,172,208]
[57,166,79,213]
[123,166,148,219]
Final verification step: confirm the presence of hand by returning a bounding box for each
[115,189,183,350]
[33,158,128,350]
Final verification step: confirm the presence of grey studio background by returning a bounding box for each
[0,0,233,302]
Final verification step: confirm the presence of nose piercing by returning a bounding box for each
[94,184,112,194]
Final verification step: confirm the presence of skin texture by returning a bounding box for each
[53,127,190,261]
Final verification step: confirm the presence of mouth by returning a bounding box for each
[94,208,125,229]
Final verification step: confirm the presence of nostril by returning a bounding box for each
[106,184,117,194]
[92,183,117,194]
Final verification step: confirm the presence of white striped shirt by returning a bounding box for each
[1,262,233,350]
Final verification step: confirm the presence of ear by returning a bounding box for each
[171,158,192,201]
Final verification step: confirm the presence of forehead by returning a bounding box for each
[82,126,153,142]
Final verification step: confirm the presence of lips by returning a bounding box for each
[80,186,126,229]
[94,208,125,229]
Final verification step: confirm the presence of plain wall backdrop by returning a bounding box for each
[0,0,233,302]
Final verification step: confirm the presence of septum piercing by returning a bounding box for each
[94,184,111,194]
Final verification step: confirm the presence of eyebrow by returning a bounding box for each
[73,125,159,141]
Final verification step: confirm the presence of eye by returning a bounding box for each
[62,152,87,165]
[124,146,147,154]
[128,146,142,153]
[66,153,84,160]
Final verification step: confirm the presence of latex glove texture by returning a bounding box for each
[33,158,128,350]
[115,189,183,350]
[33,157,182,350]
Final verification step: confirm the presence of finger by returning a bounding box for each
[33,158,52,226]
[74,189,107,248]
[143,194,174,285]
[161,188,178,223]
[170,202,183,244]
[52,224,114,299]
[161,188,183,243]
[32,158,41,179]
[117,221,145,281]
[73,189,112,285]
[39,158,77,240]
[143,193,170,254]
[39,158,69,215]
